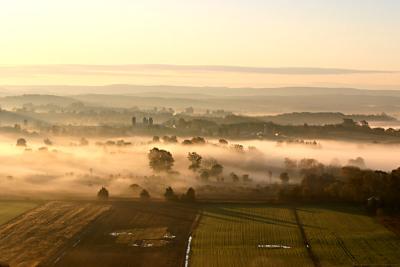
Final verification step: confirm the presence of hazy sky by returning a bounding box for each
[0,0,399,87]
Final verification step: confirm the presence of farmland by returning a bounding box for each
[0,201,110,266]
[53,201,198,267]
[298,205,400,266]
[189,204,400,267]
[0,200,40,226]
[0,201,399,267]
[190,204,313,267]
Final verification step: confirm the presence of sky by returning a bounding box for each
[0,0,399,88]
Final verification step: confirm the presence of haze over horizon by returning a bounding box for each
[1,1,400,89]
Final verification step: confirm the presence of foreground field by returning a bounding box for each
[54,201,198,267]
[0,200,40,226]
[0,201,110,267]
[190,204,400,267]
[190,204,313,267]
[298,205,400,266]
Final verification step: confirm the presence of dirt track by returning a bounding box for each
[0,201,110,267]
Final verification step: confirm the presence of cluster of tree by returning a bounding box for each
[229,172,252,183]
[187,151,253,183]
[142,117,154,126]
[161,135,178,143]
[280,160,400,211]
[95,139,132,147]
[164,186,196,202]
[152,135,179,143]
[199,161,224,182]
[182,136,206,145]
[163,117,400,142]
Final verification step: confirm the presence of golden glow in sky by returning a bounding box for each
[0,0,399,88]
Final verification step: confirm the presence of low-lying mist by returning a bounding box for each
[0,135,399,199]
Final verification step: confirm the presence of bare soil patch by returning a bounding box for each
[54,201,198,267]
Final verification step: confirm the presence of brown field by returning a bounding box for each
[0,201,110,267]
[380,215,400,237]
[53,201,198,267]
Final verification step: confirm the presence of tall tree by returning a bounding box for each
[188,152,202,172]
[148,147,174,172]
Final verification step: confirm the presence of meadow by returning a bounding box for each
[0,200,40,225]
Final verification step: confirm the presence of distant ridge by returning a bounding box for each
[2,85,400,97]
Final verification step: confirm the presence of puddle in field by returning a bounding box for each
[257,244,291,249]
[110,227,176,247]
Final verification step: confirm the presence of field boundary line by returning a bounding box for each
[293,207,321,267]
[332,231,358,265]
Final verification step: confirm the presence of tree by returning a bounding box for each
[359,120,369,127]
[232,144,244,153]
[342,118,356,127]
[132,116,136,126]
[230,172,239,182]
[242,174,251,183]
[148,117,154,126]
[148,147,174,172]
[152,136,160,142]
[80,137,89,146]
[267,170,273,184]
[188,152,202,172]
[185,106,194,114]
[44,138,53,146]
[162,136,178,143]
[164,186,177,201]
[210,163,223,177]
[143,117,148,125]
[185,187,196,202]
[219,139,228,145]
[347,157,366,169]
[97,187,109,200]
[182,139,193,145]
[140,189,150,200]
[191,136,206,144]
[200,170,210,182]
[16,138,27,147]
[279,172,290,185]
[284,158,297,173]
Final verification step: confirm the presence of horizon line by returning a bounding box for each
[0,64,397,76]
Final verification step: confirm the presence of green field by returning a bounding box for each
[0,200,39,225]
[298,205,400,266]
[190,204,400,267]
[190,204,313,267]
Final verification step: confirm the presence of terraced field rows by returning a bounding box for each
[298,205,400,266]
[190,205,313,267]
